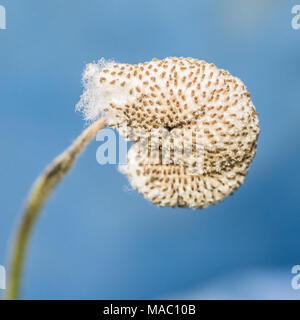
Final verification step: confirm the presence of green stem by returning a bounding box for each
[6,118,106,300]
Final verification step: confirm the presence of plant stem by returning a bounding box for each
[6,118,106,300]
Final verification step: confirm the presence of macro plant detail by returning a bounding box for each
[6,118,106,300]
[6,56,259,300]
[77,57,260,208]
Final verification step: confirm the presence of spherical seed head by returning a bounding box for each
[77,57,260,208]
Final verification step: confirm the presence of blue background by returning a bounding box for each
[0,0,300,299]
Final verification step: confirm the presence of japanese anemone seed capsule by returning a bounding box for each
[77,57,260,208]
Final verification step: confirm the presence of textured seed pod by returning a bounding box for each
[77,57,260,208]
[120,141,257,208]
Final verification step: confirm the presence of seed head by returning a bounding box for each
[77,57,260,208]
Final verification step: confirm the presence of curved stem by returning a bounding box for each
[6,118,106,300]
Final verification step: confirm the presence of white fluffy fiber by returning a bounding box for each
[76,58,128,124]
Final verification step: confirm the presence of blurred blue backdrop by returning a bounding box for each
[0,0,300,299]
